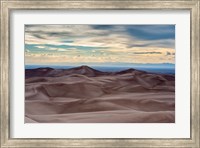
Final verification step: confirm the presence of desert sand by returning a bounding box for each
[25,66,175,123]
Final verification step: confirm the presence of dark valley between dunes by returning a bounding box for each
[25,66,175,123]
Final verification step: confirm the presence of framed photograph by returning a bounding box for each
[1,0,199,147]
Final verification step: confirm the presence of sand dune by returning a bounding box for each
[26,110,175,123]
[25,66,175,123]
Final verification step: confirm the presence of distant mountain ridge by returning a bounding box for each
[25,65,174,80]
[26,65,109,78]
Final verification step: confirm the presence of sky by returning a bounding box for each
[25,25,175,67]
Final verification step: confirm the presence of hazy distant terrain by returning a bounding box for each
[25,66,175,123]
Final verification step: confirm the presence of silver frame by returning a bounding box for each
[1,0,199,147]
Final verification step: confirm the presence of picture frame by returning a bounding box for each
[0,0,199,147]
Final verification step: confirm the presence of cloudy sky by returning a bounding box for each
[25,25,175,66]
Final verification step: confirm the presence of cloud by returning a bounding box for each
[166,51,175,56]
[25,25,175,48]
[25,25,175,65]
[35,46,45,49]
[133,52,162,55]
[126,25,175,40]
[25,49,30,53]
